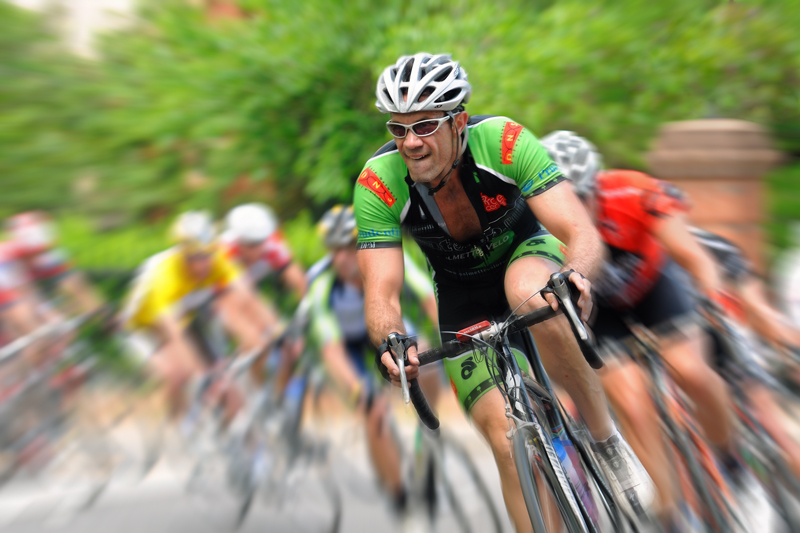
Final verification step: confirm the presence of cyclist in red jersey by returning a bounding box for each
[222,203,306,299]
[542,131,735,523]
[222,203,308,386]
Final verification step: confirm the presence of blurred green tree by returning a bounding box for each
[2,0,799,258]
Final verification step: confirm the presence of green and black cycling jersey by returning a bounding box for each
[354,115,566,287]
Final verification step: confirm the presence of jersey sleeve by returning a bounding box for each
[508,126,566,198]
[638,176,690,232]
[354,153,409,250]
[468,117,565,199]
[209,252,241,289]
[263,231,293,271]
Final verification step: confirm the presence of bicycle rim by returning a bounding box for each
[513,424,590,533]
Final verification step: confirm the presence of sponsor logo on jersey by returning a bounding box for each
[501,121,524,164]
[358,228,401,239]
[481,193,507,212]
[358,168,396,207]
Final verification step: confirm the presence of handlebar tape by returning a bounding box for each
[409,379,439,430]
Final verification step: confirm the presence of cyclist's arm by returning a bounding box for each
[653,213,721,294]
[527,181,605,320]
[321,341,362,401]
[279,262,307,300]
[738,275,800,348]
[358,246,419,379]
[219,278,280,348]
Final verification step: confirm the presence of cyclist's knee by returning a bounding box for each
[504,257,558,313]
[470,389,512,458]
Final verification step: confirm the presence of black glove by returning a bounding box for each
[375,333,417,383]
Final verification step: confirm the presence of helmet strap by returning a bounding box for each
[427,112,464,196]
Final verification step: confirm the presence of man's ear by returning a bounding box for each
[456,111,469,134]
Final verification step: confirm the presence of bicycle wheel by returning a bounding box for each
[255,434,342,533]
[513,422,591,533]
[430,430,504,533]
[521,376,635,532]
[658,397,735,532]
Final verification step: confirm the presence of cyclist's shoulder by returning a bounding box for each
[355,141,410,214]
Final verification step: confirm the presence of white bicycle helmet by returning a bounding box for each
[318,205,357,248]
[6,211,56,255]
[170,211,217,253]
[540,131,602,197]
[376,53,471,114]
[225,203,278,244]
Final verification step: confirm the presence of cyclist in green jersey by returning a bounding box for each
[304,205,440,518]
[354,53,654,530]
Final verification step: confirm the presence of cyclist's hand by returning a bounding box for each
[545,271,593,322]
[380,344,420,387]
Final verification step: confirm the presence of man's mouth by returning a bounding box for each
[408,154,429,161]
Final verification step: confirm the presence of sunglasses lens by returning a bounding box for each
[412,120,440,136]
[387,123,408,138]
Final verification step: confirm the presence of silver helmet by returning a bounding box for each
[318,205,357,248]
[539,131,602,197]
[376,53,471,114]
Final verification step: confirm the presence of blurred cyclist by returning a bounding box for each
[121,211,273,421]
[302,205,440,521]
[0,211,102,367]
[692,227,800,480]
[222,203,308,385]
[5,211,102,317]
[541,131,735,520]
[222,203,307,299]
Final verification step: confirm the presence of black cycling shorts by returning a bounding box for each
[592,260,697,350]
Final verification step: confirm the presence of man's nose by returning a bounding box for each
[404,130,424,149]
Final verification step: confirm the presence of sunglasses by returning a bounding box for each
[385,115,453,139]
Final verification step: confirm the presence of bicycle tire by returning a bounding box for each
[522,376,636,532]
[513,423,590,533]
[657,395,734,532]
[436,432,505,533]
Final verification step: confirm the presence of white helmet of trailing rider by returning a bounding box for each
[225,203,279,244]
[539,130,603,198]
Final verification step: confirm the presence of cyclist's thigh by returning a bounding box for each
[593,260,697,359]
[504,230,567,310]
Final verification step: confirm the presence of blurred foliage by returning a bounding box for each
[3,0,800,267]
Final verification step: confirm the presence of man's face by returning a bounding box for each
[183,252,213,281]
[390,111,464,185]
[331,245,360,284]
[238,241,263,265]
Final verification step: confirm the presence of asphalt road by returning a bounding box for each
[0,399,513,533]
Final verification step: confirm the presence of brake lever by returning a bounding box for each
[550,273,589,341]
[388,333,411,404]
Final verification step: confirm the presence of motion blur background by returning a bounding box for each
[2,0,799,293]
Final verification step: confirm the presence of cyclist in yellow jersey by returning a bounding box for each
[122,211,276,420]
